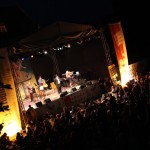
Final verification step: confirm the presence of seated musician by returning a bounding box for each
[65,70,74,87]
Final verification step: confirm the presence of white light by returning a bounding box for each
[44,51,47,54]
[77,40,83,44]
[67,44,71,48]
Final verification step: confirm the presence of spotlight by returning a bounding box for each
[44,51,47,54]
[67,44,71,48]
[77,40,83,44]
[38,51,42,54]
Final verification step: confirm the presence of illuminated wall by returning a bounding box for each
[0,48,22,140]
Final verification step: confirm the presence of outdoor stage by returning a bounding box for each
[23,80,101,116]
[23,85,81,111]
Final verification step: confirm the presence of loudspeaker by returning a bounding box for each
[44,98,51,104]
[35,101,43,107]
[71,87,77,92]
[60,91,68,97]
[79,84,86,89]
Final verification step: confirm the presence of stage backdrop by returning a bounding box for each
[55,37,109,80]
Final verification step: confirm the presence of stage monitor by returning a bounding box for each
[44,98,51,104]
[79,84,86,89]
[35,101,43,107]
[60,91,68,97]
[71,87,77,92]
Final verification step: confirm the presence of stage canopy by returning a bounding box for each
[10,21,110,82]
[15,21,101,54]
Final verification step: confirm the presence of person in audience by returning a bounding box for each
[1,71,149,150]
[26,105,37,122]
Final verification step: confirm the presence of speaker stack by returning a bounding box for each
[79,84,86,89]
[71,87,77,92]
[35,101,43,107]
[44,98,51,104]
[60,91,68,97]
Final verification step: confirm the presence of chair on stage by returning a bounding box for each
[50,82,57,93]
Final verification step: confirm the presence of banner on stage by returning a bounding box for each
[109,22,129,86]
[11,58,32,83]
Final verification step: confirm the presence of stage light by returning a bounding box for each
[21,57,25,61]
[44,51,47,54]
[38,51,42,54]
[67,44,71,48]
[77,40,83,44]
[31,55,34,58]
[53,48,57,51]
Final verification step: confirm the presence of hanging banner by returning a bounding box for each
[11,58,32,83]
[11,57,38,99]
[109,22,129,86]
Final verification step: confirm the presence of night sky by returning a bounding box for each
[0,0,149,64]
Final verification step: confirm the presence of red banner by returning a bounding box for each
[109,22,129,85]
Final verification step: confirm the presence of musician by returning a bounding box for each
[38,76,43,87]
[37,76,46,99]
[65,70,72,87]
[27,82,34,102]
[54,74,62,94]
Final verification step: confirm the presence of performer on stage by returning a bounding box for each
[65,70,79,87]
[66,70,73,87]
[37,76,46,99]
[54,74,62,94]
[27,82,34,102]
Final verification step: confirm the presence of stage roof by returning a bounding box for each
[16,21,100,53]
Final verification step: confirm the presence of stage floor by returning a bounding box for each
[23,85,80,111]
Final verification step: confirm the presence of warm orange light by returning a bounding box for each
[0,116,22,140]
[120,63,130,87]
[3,121,22,139]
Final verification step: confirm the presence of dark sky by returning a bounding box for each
[0,0,149,63]
[0,0,113,26]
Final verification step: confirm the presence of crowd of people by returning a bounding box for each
[0,72,149,150]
